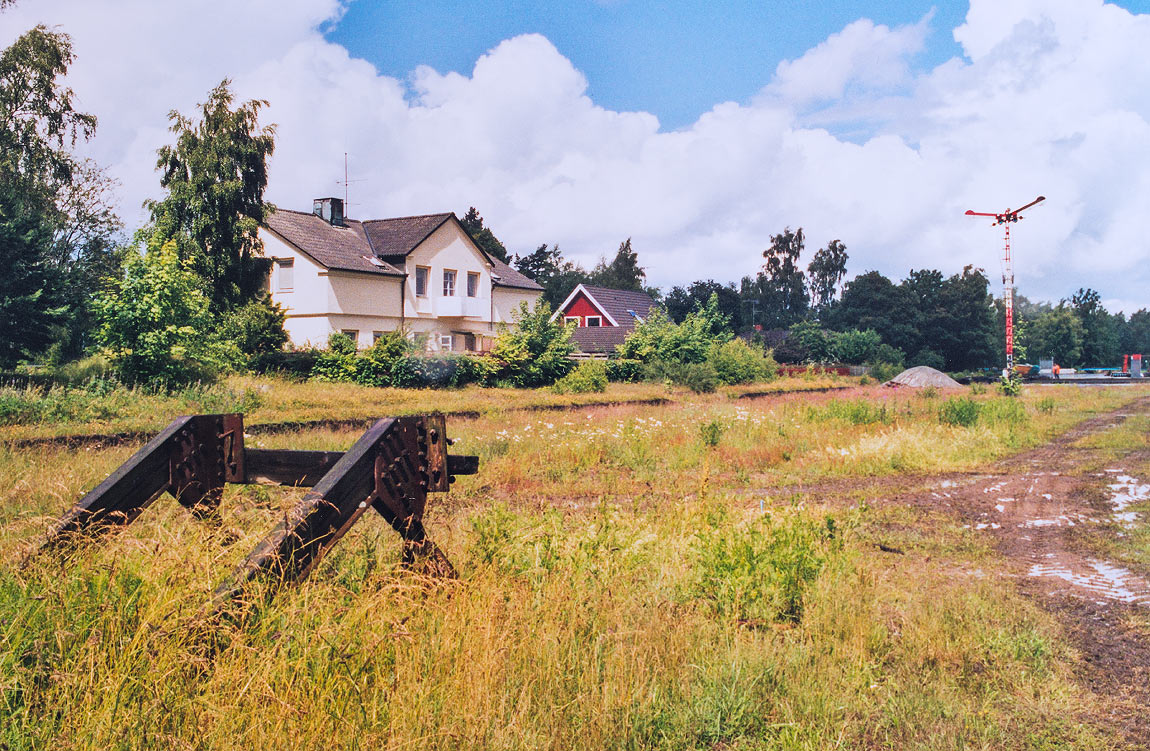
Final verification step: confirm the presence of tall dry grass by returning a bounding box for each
[2,383,1145,749]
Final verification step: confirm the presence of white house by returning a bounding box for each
[261,198,542,352]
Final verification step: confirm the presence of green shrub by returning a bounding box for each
[699,419,725,447]
[1036,396,1056,414]
[919,385,939,400]
[982,397,1028,426]
[93,240,235,387]
[50,356,113,385]
[488,301,575,387]
[707,338,776,385]
[814,398,890,425]
[618,293,731,364]
[221,295,288,364]
[387,354,488,389]
[691,508,838,623]
[998,372,1023,397]
[832,328,882,365]
[310,351,357,382]
[910,348,946,371]
[867,360,901,383]
[605,358,644,383]
[552,360,608,394]
[646,360,719,393]
[939,396,981,427]
[327,331,357,355]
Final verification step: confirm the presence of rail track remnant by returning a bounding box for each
[38,413,477,601]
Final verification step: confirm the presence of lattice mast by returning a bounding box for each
[964,196,1045,373]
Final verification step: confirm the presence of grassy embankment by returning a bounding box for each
[2,382,1147,749]
[0,373,847,441]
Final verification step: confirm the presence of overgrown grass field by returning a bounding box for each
[2,381,1146,749]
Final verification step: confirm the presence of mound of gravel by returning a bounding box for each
[883,365,963,389]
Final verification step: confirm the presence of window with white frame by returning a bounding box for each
[564,316,581,327]
[415,266,429,297]
[585,316,602,327]
[467,272,480,297]
[276,258,294,292]
[439,334,454,351]
[443,269,457,296]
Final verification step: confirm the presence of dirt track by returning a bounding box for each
[887,398,1150,746]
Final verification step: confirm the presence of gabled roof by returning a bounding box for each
[265,209,402,276]
[489,257,543,291]
[361,213,454,259]
[552,284,656,327]
[264,208,542,290]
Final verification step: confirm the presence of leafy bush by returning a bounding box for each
[998,371,1023,397]
[867,360,901,383]
[939,396,981,427]
[832,328,882,365]
[327,331,357,355]
[488,301,575,387]
[50,356,113,385]
[618,293,731,364]
[646,360,719,393]
[707,338,777,385]
[699,419,725,447]
[221,295,287,364]
[552,360,608,394]
[605,358,644,383]
[93,240,235,387]
[691,508,839,623]
[253,348,320,378]
[787,320,835,364]
[1036,396,1056,414]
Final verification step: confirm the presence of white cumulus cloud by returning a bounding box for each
[4,0,1150,312]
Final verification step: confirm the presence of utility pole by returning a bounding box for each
[964,195,1045,373]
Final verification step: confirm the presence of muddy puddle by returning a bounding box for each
[958,469,1150,607]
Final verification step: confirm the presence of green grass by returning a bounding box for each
[2,383,1147,748]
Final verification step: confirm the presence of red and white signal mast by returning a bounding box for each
[964,195,1045,374]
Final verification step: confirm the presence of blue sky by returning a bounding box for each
[326,1,972,130]
[8,0,1150,311]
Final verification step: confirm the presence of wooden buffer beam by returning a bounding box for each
[38,413,478,600]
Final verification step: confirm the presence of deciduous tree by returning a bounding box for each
[149,79,276,311]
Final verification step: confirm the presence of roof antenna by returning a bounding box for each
[336,152,367,219]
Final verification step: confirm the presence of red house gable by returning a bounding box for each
[561,292,612,327]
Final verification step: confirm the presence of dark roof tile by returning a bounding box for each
[571,326,630,354]
[265,209,402,276]
[490,257,543,291]
[576,285,656,328]
[360,213,454,258]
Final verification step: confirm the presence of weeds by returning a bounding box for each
[939,396,981,427]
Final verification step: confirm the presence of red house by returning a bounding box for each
[551,284,657,354]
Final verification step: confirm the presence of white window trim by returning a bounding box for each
[564,316,581,327]
[585,315,603,327]
[439,334,454,351]
[443,269,457,297]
